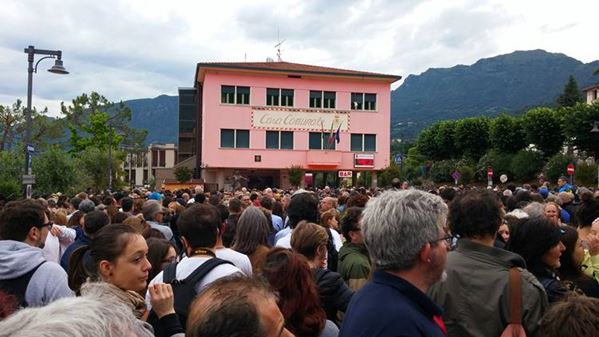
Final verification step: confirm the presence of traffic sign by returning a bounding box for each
[394,153,402,165]
[22,174,36,184]
[567,164,575,175]
[26,144,35,153]
[500,174,508,183]
[487,167,494,177]
[451,171,461,181]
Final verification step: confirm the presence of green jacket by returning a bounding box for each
[338,242,371,291]
[428,239,548,337]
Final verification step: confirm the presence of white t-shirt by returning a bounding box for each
[275,231,292,249]
[215,248,253,276]
[330,229,343,252]
[145,256,242,310]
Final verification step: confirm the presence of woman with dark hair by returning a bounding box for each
[557,226,599,298]
[262,248,339,337]
[575,193,599,284]
[68,224,151,305]
[146,238,178,283]
[232,206,272,274]
[507,217,568,303]
[291,222,353,325]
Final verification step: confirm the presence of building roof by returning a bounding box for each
[582,83,599,91]
[195,61,402,84]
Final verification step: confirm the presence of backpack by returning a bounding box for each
[147,258,233,336]
[0,262,46,319]
[326,228,338,272]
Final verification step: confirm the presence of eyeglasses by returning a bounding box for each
[430,235,453,246]
[38,221,53,231]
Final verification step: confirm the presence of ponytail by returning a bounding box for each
[67,245,95,294]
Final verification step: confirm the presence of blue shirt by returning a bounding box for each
[60,233,92,270]
[339,270,446,337]
[271,214,284,232]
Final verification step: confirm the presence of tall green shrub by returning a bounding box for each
[511,150,544,181]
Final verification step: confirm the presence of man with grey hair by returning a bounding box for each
[339,190,450,337]
[143,200,174,240]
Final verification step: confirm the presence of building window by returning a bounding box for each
[351,93,376,110]
[351,134,376,152]
[266,88,294,107]
[221,86,250,105]
[221,129,250,148]
[324,91,336,109]
[309,132,336,150]
[281,89,294,107]
[266,88,279,106]
[310,91,335,108]
[266,131,294,149]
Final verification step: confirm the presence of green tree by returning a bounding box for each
[0,149,23,199]
[477,150,514,182]
[32,146,80,195]
[557,75,582,108]
[61,92,147,154]
[174,166,192,183]
[560,102,599,158]
[415,121,457,160]
[287,165,304,188]
[380,162,403,186]
[430,159,458,183]
[511,150,544,181]
[522,107,564,157]
[489,114,526,153]
[76,146,125,192]
[544,153,575,183]
[575,162,598,187]
[454,117,490,161]
[0,100,63,152]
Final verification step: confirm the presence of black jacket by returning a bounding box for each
[314,267,354,323]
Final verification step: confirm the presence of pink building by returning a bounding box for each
[180,61,401,190]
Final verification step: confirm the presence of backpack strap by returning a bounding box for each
[508,267,522,324]
[183,258,233,286]
[162,261,178,284]
[0,261,46,308]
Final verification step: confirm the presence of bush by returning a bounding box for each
[287,165,304,188]
[544,153,575,183]
[456,164,474,185]
[430,159,458,183]
[511,150,544,181]
[477,150,514,182]
[380,162,402,187]
[0,179,21,201]
[575,162,598,187]
[174,166,192,183]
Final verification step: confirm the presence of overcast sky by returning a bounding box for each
[0,0,596,116]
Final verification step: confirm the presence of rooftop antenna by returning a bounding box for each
[275,29,285,62]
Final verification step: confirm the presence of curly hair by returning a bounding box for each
[262,248,325,337]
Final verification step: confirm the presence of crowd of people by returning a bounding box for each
[0,177,599,336]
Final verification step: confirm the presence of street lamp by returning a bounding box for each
[24,45,68,198]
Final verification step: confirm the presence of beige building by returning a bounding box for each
[123,143,177,188]
[583,83,599,104]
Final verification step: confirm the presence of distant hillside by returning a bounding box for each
[392,49,599,140]
[124,95,178,145]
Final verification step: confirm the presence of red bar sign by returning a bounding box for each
[354,154,375,168]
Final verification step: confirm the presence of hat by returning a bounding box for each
[148,192,162,201]
[538,187,549,199]
[503,189,513,197]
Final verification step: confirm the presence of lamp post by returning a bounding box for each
[592,121,599,187]
[24,45,69,198]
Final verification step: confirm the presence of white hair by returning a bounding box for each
[362,190,448,271]
[523,202,545,218]
[0,296,153,337]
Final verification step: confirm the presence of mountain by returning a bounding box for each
[124,94,178,145]
[391,50,599,140]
